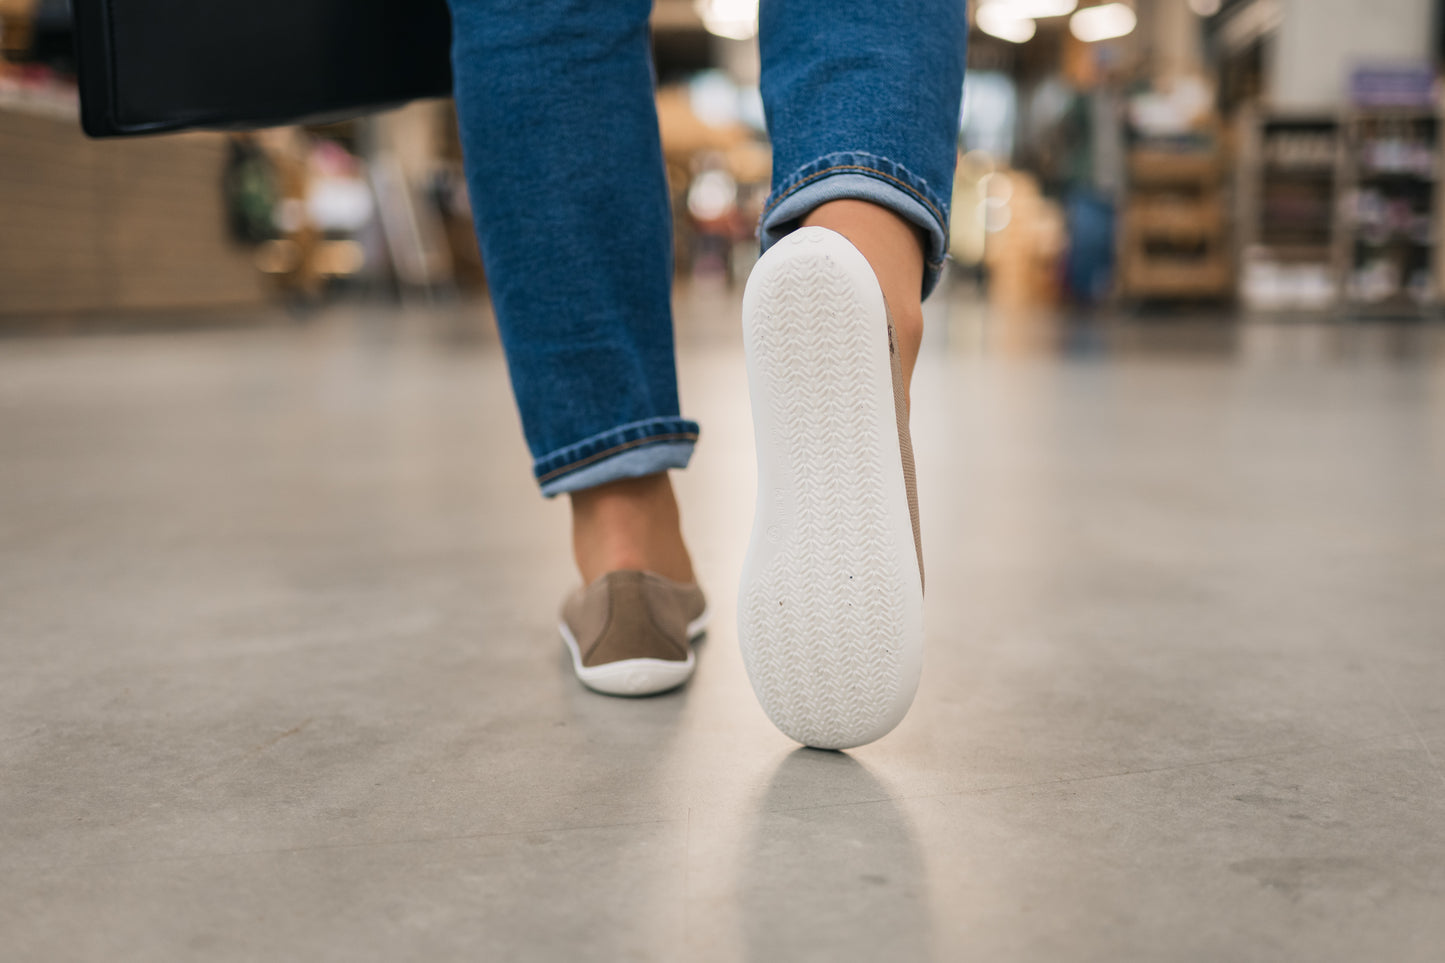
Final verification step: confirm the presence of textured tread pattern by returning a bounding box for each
[740,245,911,749]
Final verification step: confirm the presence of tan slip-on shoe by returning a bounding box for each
[560,571,709,697]
[738,225,925,750]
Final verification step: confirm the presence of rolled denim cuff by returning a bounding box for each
[759,151,951,300]
[535,416,700,497]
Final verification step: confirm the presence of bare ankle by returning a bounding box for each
[801,200,926,396]
[569,473,695,586]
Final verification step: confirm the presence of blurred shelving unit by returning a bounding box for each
[1119,137,1233,302]
[0,102,269,318]
[0,0,35,55]
[1236,110,1342,312]
[1339,108,1443,317]
[2,0,271,320]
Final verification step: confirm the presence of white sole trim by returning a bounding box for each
[738,227,925,749]
[559,608,709,697]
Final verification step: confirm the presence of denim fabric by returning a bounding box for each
[761,162,949,296]
[758,0,967,299]
[447,0,693,497]
[446,0,965,495]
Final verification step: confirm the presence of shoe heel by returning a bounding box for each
[738,227,925,749]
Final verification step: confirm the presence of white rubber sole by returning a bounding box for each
[738,226,925,749]
[560,609,710,697]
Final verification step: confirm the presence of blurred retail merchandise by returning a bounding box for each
[3,7,1444,956]
[5,0,1445,323]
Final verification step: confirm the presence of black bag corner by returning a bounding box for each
[72,0,454,138]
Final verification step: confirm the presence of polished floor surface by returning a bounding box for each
[3,289,1444,961]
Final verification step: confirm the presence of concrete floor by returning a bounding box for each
[2,290,1444,961]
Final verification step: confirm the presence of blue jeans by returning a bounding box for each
[447,0,965,496]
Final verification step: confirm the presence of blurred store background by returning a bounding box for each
[4,0,1445,325]
[9,7,1445,959]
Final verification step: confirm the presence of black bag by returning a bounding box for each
[72,0,454,138]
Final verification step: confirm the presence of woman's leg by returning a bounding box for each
[739,0,965,747]
[446,0,696,584]
[758,0,966,336]
[802,199,927,396]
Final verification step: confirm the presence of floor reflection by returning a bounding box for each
[740,749,932,962]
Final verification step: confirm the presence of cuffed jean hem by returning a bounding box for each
[759,151,951,300]
[534,417,700,497]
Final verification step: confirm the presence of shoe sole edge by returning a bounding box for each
[738,227,924,750]
[559,610,707,697]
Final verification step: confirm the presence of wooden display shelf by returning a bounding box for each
[1126,200,1225,240]
[1128,150,1220,186]
[0,0,34,52]
[1119,137,1232,302]
[1120,256,1232,298]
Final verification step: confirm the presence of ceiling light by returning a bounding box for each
[977,5,1038,43]
[694,0,758,41]
[1188,0,1222,14]
[982,0,1078,17]
[1069,2,1137,42]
